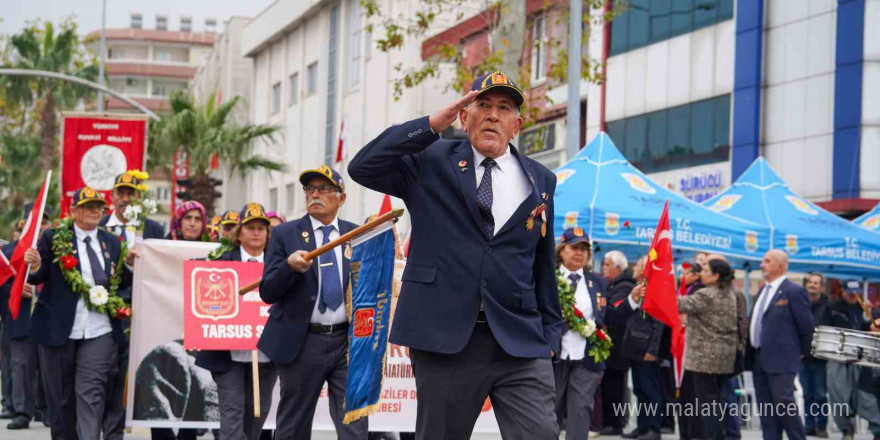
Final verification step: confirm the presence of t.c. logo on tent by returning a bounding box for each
[744,231,759,253]
[785,234,799,255]
[785,195,818,216]
[605,212,620,235]
[555,169,576,186]
[708,195,741,212]
[621,172,656,194]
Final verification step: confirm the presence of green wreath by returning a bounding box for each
[557,270,613,363]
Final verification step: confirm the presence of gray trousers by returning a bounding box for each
[410,322,559,440]
[213,362,278,440]
[103,344,127,440]
[0,323,12,414]
[10,339,38,419]
[39,333,118,440]
[275,330,368,440]
[554,360,603,440]
[827,361,880,436]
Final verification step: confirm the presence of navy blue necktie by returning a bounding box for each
[318,225,343,312]
[568,273,581,289]
[477,158,497,239]
[83,236,109,287]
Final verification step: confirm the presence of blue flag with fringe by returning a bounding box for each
[343,224,396,423]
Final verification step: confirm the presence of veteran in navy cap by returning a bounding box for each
[257,165,365,439]
[350,71,561,440]
[23,186,134,440]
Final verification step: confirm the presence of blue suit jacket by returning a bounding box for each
[562,271,607,370]
[747,278,814,374]
[0,241,34,340]
[257,215,356,364]
[349,116,563,358]
[27,227,132,347]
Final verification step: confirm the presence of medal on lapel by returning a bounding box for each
[458,160,468,172]
[541,222,547,237]
[302,231,310,244]
[588,279,594,289]
[526,218,535,231]
[527,203,547,232]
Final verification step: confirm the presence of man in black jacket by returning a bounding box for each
[600,250,637,436]
[799,273,830,438]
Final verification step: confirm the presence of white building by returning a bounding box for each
[240,0,458,225]
[191,17,255,213]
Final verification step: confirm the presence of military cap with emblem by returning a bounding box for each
[560,227,590,246]
[220,210,240,226]
[471,70,525,107]
[240,203,270,225]
[113,173,141,191]
[72,186,107,208]
[299,165,345,192]
[843,279,862,294]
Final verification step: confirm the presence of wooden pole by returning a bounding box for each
[252,350,260,418]
[238,208,405,295]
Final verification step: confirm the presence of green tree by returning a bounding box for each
[2,19,99,173]
[150,91,285,216]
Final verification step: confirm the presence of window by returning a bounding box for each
[348,0,362,86]
[307,62,318,95]
[108,48,126,59]
[156,16,168,31]
[606,94,731,173]
[531,14,547,82]
[152,79,186,97]
[154,50,172,62]
[286,183,296,212]
[289,72,299,106]
[272,82,281,115]
[180,17,192,33]
[269,188,278,213]
[610,0,733,55]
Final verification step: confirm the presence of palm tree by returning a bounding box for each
[150,91,285,216]
[3,20,99,173]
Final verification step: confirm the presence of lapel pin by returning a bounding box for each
[588,279,594,289]
[302,231,310,244]
[541,222,547,238]
[526,217,535,231]
[458,160,468,172]
[104,251,111,260]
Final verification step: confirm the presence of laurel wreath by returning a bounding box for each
[557,271,613,363]
[52,217,131,318]
[207,237,235,261]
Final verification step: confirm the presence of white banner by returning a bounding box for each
[126,240,501,432]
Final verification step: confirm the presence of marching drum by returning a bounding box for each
[812,326,880,369]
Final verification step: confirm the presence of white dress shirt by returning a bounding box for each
[69,224,113,340]
[231,248,271,363]
[472,146,532,234]
[750,275,787,348]
[104,211,137,249]
[560,267,595,361]
[308,216,348,325]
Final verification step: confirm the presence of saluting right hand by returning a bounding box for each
[428,90,479,134]
[287,250,312,273]
[24,248,40,270]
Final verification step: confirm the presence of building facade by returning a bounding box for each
[240,0,459,225]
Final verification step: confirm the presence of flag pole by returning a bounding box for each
[238,208,405,295]
[252,350,260,418]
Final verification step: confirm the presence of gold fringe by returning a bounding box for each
[343,401,383,424]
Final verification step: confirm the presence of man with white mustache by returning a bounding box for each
[257,165,366,439]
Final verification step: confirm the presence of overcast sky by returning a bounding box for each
[1,0,276,35]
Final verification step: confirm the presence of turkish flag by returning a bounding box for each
[9,171,52,320]
[641,199,684,387]
[0,251,15,286]
[378,194,392,215]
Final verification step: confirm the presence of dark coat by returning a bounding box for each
[257,215,357,364]
[745,278,815,374]
[804,294,831,363]
[0,241,34,340]
[27,227,133,347]
[603,269,638,370]
[349,116,562,358]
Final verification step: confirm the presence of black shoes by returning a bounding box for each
[7,416,30,430]
[600,427,624,436]
[0,410,13,419]
[623,429,644,439]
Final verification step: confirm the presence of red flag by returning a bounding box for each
[335,119,346,164]
[0,251,15,286]
[641,200,684,387]
[378,194,392,215]
[9,171,52,320]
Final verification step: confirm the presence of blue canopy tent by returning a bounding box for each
[703,158,880,279]
[853,202,880,233]
[552,133,771,269]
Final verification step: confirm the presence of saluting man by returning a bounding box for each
[350,71,562,440]
[24,187,135,440]
[258,166,367,439]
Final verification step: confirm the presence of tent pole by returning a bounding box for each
[744,268,751,314]
[864,277,869,303]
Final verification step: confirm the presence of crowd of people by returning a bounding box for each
[2,68,880,440]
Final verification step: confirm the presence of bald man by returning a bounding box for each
[747,250,814,440]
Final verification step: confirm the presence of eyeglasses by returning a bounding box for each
[303,185,339,194]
